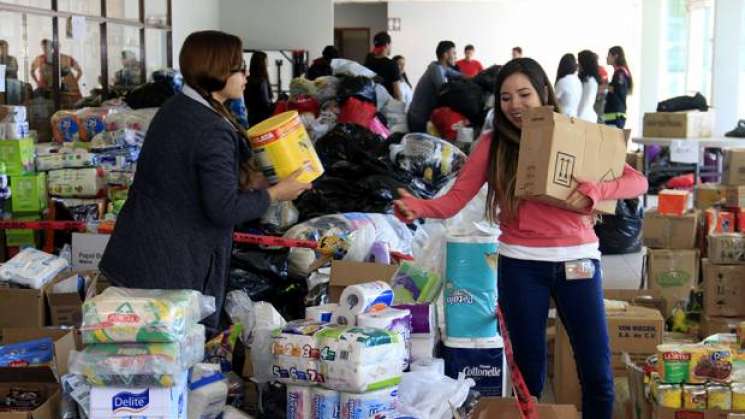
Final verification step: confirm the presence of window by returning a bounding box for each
[106,0,139,20]
[108,24,141,90]
[59,16,102,102]
[58,0,101,16]
[145,29,168,79]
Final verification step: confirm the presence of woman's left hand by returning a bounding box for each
[565,177,593,211]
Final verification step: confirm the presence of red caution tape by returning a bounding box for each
[0,221,87,231]
[232,232,318,249]
[497,306,538,419]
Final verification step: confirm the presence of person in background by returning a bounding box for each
[554,53,581,118]
[408,40,463,133]
[113,50,143,89]
[0,40,18,80]
[364,32,402,100]
[594,65,609,123]
[31,39,83,108]
[393,55,413,108]
[395,57,647,419]
[244,51,274,126]
[603,45,633,128]
[99,30,311,331]
[577,50,602,123]
[307,45,338,81]
[456,44,484,78]
[512,46,523,60]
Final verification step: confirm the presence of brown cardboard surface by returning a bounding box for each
[707,233,745,264]
[726,185,745,208]
[702,259,745,317]
[646,249,700,318]
[0,383,60,419]
[1,328,77,378]
[627,151,644,172]
[515,106,627,214]
[654,406,745,419]
[642,111,714,138]
[723,148,745,186]
[695,184,728,209]
[699,315,745,339]
[471,397,579,419]
[643,210,700,249]
[329,261,399,303]
[553,304,664,410]
[45,272,98,327]
[605,289,666,314]
[0,283,50,329]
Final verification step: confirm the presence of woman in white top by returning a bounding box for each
[577,50,601,123]
[554,53,581,118]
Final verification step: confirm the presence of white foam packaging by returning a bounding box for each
[89,371,188,419]
[188,363,228,419]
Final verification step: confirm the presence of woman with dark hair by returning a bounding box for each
[307,45,338,80]
[604,46,633,128]
[395,58,648,418]
[244,51,274,126]
[99,31,310,329]
[393,55,413,108]
[578,50,602,123]
[554,53,581,118]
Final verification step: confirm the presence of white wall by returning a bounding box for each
[171,0,220,65]
[388,0,643,131]
[334,3,388,35]
[712,0,745,135]
[220,0,333,58]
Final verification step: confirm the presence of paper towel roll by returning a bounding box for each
[357,308,412,370]
[340,386,398,419]
[410,334,437,362]
[444,235,498,340]
[306,304,339,323]
[331,308,357,326]
[393,303,435,335]
[311,387,340,419]
[338,281,394,315]
[410,358,445,375]
[287,384,313,418]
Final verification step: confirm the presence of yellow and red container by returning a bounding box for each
[658,189,689,216]
[246,111,324,184]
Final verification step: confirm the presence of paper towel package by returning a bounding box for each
[357,308,412,370]
[410,335,437,362]
[272,320,327,385]
[89,371,188,419]
[338,281,394,315]
[340,386,398,419]
[306,304,339,323]
[317,326,404,393]
[442,338,508,397]
[391,262,442,304]
[444,236,498,340]
[0,248,69,289]
[273,354,324,385]
[287,384,314,419]
[393,303,436,335]
[312,387,340,419]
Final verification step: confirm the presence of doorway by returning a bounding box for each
[334,28,370,64]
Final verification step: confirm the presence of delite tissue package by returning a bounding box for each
[272,320,328,385]
[317,326,405,393]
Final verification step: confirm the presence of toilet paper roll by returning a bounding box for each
[410,334,437,362]
[357,308,412,370]
[340,386,398,419]
[338,281,394,316]
[331,308,357,326]
[410,358,445,375]
[311,387,340,419]
[287,384,314,418]
[393,303,435,335]
[306,304,339,323]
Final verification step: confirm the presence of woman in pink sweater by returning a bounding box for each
[395,58,647,418]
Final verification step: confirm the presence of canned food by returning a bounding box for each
[683,384,707,409]
[658,384,682,408]
[732,382,745,410]
[707,384,733,410]
[657,344,692,384]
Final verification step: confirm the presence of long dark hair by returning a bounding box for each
[555,53,577,84]
[249,51,269,81]
[609,45,633,93]
[578,50,601,84]
[487,58,560,222]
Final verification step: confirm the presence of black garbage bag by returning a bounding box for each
[438,78,487,126]
[314,124,391,178]
[595,198,644,255]
[657,92,708,112]
[337,76,377,105]
[124,79,178,109]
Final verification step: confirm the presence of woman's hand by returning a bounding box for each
[393,188,418,222]
[565,177,593,211]
[268,169,312,202]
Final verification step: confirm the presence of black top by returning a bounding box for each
[604,67,630,117]
[99,91,271,329]
[244,78,274,127]
[307,57,333,81]
[364,55,401,97]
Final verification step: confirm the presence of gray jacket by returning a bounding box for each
[407,62,463,132]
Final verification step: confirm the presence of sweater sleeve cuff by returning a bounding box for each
[577,182,601,212]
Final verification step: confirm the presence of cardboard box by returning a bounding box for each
[654,406,745,419]
[71,233,110,272]
[329,261,399,303]
[1,328,76,377]
[658,189,689,216]
[735,208,745,232]
[702,259,745,317]
[726,185,745,208]
[605,288,666,314]
[694,184,727,210]
[10,174,47,213]
[46,272,98,327]
[0,138,34,177]
[707,233,745,264]
[723,148,745,185]
[699,315,745,339]
[706,208,736,234]
[0,283,50,329]
[471,397,579,419]
[515,106,626,214]
[642,110,714,138]
[643,209,699,249]
[627,151,644,172]
[553,304,664,410]
[646,249,699,318]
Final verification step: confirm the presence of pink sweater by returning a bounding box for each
[400,133,649,247]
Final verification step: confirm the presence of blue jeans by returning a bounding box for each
[605,118,626,129]
[498,256,614,418]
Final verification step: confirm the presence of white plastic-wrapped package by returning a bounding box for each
[261,201,299,231]
[69,324,205,387]
[271,320,328,385]
[81,287,215,344]
[0,248,69,289]
[397,370,475,419]
[375,83,393,111]
[331,59,377,78]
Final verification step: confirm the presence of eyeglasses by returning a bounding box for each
[231,60,247,75]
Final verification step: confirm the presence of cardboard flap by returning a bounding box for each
[0,366,56,383]
[524,106,557,125]
[1,329,77,378]
[472,397,579,419]
[329,261,399,287]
